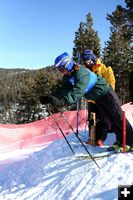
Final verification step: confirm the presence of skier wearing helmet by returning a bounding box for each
[39,52,133,151]
[81,49,116,146]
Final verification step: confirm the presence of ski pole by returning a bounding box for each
[84,99,88,133]
[76,52,80,135]
[76,100,79,135]
[61,112,100,169]
[123,111,126,153]
[46,106,75,155]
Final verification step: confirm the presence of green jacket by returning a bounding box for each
[53,65,111,105]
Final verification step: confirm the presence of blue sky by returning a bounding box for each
[0,0,126,69]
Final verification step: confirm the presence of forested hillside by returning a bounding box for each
[0,64,132,124]
[0,67,63,123]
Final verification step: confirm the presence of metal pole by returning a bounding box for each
[76,100,79,135]
[123,111,126,153]
[46,106,75,155]
[76,52,80,135]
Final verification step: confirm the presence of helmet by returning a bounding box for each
[54,52,74,71]
[81,49,96,62]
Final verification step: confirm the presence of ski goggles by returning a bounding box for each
[57,66,68,73]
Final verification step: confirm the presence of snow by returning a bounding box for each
[0,103,133,200]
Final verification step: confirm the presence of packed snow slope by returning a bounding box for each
[0,102,133,200]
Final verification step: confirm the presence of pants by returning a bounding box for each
[95,88,133,146]
[88,103,109,141]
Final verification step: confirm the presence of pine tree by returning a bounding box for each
[14,74,40,123]
[125,0,133,27]
[73,12,100,61]
[125,0,133,71]
[102,5,132,103]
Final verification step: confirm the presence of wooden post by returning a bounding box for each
[89,112,96,146]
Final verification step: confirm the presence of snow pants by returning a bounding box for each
[95,88,133,146]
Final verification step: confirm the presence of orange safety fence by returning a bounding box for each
[0,110,88,152]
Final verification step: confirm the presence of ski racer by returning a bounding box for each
[39,52,133,151]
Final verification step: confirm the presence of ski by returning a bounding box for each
[74,150,133,160]
[74,153,114,160]
[74,155,106,161]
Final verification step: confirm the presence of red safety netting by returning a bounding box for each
[0,110,88,152]
[1,103,131,153]
[121,102,133,119]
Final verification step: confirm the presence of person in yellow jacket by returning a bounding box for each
[81,49,116,146]
[91,58,115,90]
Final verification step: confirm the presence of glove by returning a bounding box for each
[48,95,65,107]
[39,95,64,107]
[39,96,50,104]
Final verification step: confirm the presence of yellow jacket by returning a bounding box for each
[92,58,116,90]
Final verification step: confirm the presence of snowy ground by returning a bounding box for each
[0,104,133,200]
[0,133,133,200]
